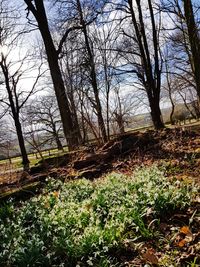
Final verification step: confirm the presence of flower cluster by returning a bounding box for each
[0,166,196,266]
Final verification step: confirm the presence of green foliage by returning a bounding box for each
[0,166,196,266]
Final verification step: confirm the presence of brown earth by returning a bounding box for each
[0,125,200,199]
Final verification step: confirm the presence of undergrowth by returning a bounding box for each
[0,166,197,266]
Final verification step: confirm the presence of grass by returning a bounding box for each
[0,148,67,169]
[0,166,198,266]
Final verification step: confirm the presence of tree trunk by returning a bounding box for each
[61,54,83,144]
[103,56,111,139]
[149,98,164,129]
[55,135,63,151]
[147,83,164,129]
[166,61,175,124]
[128,0,164,130]
[52,123,63,151]
[0,56,30,171]
[80,98,88,144]
[106,93,110,139]
[170,101,175,125]
[183,0,200,100]
[68,85,83,144]
[116,90,125,134]
[24,0,79,150]
[76,0,107,143]
[14,116,30,171]
[115,114,125,134]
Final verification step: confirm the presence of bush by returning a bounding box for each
[173,108,191,124]
[0,166,196,266]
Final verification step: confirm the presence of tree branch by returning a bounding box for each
[56,25,83,55]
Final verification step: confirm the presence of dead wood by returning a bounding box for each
[73,131,158,172]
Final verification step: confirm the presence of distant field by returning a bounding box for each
[0,147,68,169]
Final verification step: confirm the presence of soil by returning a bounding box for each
[0,125,200,197]
[0,125,199,266]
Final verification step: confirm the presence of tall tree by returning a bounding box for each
[0,0,43,170]
[92,18,120,139]
[161,0,200,111]
[0,50,44,171]
[76,0,108,142]
[116,0,164,129]
[183,0,200,101]
[23,0,81,150]
[59,39,83,144]
[0,55,30,170]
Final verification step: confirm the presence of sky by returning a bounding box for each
[1,0,199,124]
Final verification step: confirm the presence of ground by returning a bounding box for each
[0,124,199,266]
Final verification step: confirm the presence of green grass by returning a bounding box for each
[0,166,197,266]
[0,148,68,169]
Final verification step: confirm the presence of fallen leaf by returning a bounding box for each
[174,226,193,247]
[53,191,59,198]
[178,239,186,247]
[142,248,159,265]
[180,226,190,235]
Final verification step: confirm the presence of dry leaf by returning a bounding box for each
[53,191,59,198]
[142,248,159,265]
[174,226,193,247]
[180,226,190,235]
[180,226,193,243]
[178,239,186,247]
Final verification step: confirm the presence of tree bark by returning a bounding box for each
[63,57,83,144]
[115,113,125,134]
[55,134,63,151]
[14,116,30,171]
[183,0,200,101]
[52,123,63,150]
[165,61,175,124]
[149,96,164,129]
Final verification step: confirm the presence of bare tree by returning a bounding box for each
[0,1,44,170]
[75,0,108,142]
[25,94,64,151]
[59,39,84,144]
[91,17,120,139]
[161,0,200,111]
[0,52,45,170]
[23,0,81,149]
[183,0,200,100]
[114,0,164,129]
[0,120,14,163]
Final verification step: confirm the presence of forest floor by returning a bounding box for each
[1,123,200,190]
[0,124,200,266]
